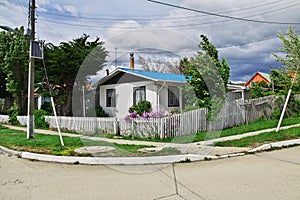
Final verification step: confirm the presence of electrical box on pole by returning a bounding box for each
[30,40,43,59]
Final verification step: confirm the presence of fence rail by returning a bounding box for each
[0,95,279,138]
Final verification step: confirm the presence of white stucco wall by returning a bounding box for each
[100,81,157,119]
[99,81,184,119]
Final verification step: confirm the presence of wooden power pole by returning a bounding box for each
[27,0,35,139]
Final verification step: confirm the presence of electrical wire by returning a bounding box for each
[147,0,300,25]
[38,1,300,30]
[36,0,285,22]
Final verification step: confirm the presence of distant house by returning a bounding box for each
[227,84,249,101]
[97,65,187,118]
[245,72,271,87]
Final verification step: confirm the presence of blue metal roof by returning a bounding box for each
[119,67,187,83]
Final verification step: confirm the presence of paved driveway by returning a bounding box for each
[1,146,299,200]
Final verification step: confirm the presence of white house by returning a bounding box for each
[97,66,187,119]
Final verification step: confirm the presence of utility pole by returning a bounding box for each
[27,0,35,139]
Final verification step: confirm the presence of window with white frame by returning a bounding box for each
[133,86,146,105]
[168,86,179,107]
[106,89,116,107]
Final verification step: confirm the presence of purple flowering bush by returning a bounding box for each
[122,110,180,139]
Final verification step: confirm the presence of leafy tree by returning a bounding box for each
[199,35,230,91]
[273,26,300,79]
[37,34,107,116]
[249,81,274,98]
[0,31,11,99]
[0,27,29,114]
[270,69,293,94]
[181,35,230,117]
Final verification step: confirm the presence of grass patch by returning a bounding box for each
[152,147,181,156]
[84,117,300,144]
[0,126,151,156]
[214,127,300,147]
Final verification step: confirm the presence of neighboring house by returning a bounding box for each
[227,84,249,102]
[97,67,187,119]
[245,72,271,87]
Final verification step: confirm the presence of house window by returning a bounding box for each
[133,86,146,105]
[106,89,116,107]
[168,86,179,107]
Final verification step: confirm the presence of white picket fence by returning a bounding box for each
[0,95,278,138]
[119,99,246,138]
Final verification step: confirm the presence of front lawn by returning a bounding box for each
[0,125,154,156]
[214,127,300,147]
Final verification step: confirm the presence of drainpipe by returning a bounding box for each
[157,82,166,111]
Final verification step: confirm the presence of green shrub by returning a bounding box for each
[129,100,152,115]
[182,105,200,112]
[270,107,281,119]
[7,105,20,125]
[40,102,53,114]
[34,109,49,129]
[95,105,110,117]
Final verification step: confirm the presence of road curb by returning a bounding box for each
[1,139,299,165]
[0,145,246,165]
[0,146,22,157]
[248,138,300,152]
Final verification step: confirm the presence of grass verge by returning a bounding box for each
[0,125,156,156]
[214,127,300,147]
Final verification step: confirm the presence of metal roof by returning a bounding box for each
[104,67,187,83]
[257,72,271,83]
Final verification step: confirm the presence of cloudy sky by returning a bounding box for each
[1,0,300,82]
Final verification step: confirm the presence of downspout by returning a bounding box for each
[157,82,166,111]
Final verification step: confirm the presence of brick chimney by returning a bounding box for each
[130,52,134,70]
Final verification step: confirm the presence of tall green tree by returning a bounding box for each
[273,26,300,78]
[0,27,29,114]
[39,34,107,116]
[199,35,230,91]
[0,31,11,99]
[182,35,230,116]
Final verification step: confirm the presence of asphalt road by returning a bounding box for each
[1,146,300,200]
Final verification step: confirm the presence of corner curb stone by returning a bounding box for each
[248,138,300,153]
[1,139,299,165]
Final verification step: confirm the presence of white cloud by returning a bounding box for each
[53,4,63,12]
[63,5,78,16]
[0,0,27,28]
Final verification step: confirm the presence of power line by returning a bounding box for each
[147,0,300,25]
[36,0,285,22]
[38,1,300,30]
